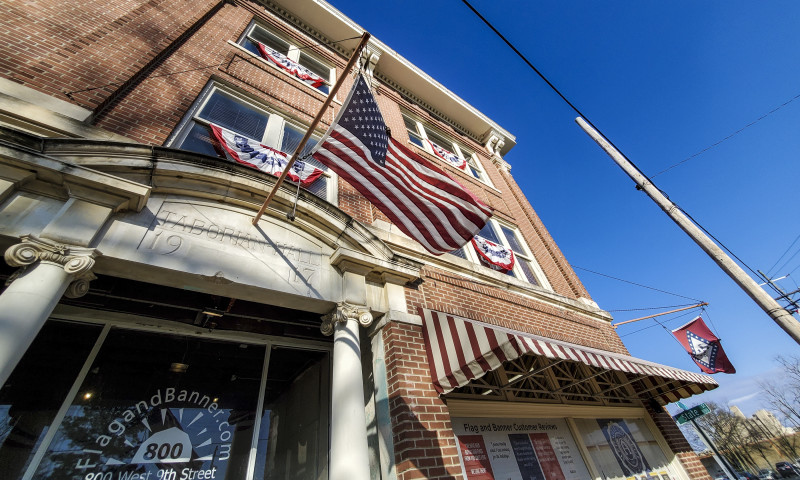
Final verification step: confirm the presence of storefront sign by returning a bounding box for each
[37,388,233,480]
[452,418,591,480]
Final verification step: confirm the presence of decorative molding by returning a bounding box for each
[258,0,483,144]
[359,40,382,82]
[4,235,100,297]
[320,301,374,336]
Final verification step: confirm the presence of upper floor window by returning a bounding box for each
[450,220,548,288]
[239,23,334,94]
[167,83,333,201]
[402,113,489,183]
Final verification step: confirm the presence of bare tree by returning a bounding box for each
[760,355,800,428]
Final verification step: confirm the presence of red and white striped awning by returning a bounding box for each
[421,309,718,404]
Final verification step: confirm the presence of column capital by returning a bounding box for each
[321,302,373,336]
[4,235,100,297]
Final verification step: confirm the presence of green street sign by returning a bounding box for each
[674,403,710,425]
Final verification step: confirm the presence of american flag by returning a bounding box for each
[312,74,492,255]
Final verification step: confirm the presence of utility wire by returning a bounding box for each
[619,309,695,337]
[607,303,701,313]
[461,1,767,287]
[768,231,800,276]
[571,265,702,302]
[652,92,800,178]
[64,35,362,98]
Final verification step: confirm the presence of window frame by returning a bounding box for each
[165,81,338,204]
[401,112,493,185]
[451,219,551,290]
[237,21,336,95]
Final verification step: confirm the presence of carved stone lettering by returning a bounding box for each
[134,204,327,297]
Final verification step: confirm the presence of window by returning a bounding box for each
[239,23,334,94]
[402,113,489,182]
[451,220,548,288]
[169,84,334,201]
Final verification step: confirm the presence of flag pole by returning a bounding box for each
[612,302,708,329]
[252,32,371,225]
[576,116,800,344]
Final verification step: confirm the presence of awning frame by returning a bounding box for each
[422,309,718,406]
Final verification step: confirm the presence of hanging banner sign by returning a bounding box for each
[255,41,326,89]
[209,123,323,187]
[426,139,467,170]
[472,235,515,272]
[452,417,591,480]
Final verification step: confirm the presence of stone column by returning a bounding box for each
[0,235,98,386]
[321,267,374,480]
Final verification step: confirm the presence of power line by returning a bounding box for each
[571,265,703,302]
[652,92,800,178]
[460,1,768,289]
[769,232,800,277]
[607,303,703,313]
[619,309,695,337]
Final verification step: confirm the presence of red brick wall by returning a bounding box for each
[644,402,712,480]
[383,321,464,480]
[411,266,627,354]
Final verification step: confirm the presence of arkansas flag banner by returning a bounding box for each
[311,74,492,255]
[426,139,467,170]
[209,124,323,187]
[256,42,325,89]
[671,317,736,374]
[471,235,515,272]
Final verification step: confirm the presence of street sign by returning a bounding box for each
[674,403,711,425]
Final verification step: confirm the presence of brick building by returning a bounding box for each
[0,1,717,479]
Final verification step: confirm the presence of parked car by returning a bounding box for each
[776,462,798,478]
[738,472,759,480]
[759,470,777,480]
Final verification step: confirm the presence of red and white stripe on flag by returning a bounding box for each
[426,139,467,170]
[209,124,323,187]
[256,42,325,89]
[311,75,492,255]
[471,235,515,272]
[420,308,718,398]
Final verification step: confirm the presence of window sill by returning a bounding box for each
[226,40,342,106]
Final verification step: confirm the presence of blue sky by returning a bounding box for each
[328,1,800,415]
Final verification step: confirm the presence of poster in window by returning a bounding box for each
[597,419,651,477]
[457,435,495,480]
[452,418,591,480]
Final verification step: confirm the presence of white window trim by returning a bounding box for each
[165,81,338,204]
[402,112,494,187]
[234,22,336,97]
[452,219,551,290]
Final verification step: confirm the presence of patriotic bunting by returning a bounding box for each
[209,124,323,187]
[426,139,467,170]
[311,74,492,255]
[671,317,736,374]
[256,42,326,89]
[471,235,515,272]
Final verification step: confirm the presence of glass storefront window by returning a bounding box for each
[574,418,675,480]
[31,328,267,480]
[255,346,329,480]
[451,417,592,480]
[0,321,102,479]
